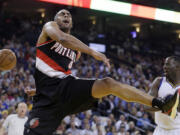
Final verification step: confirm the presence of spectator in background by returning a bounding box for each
[98,97,111,116]
[54,121,66,135]
[65,121,81,135]
[91,115,104,135]
[115,115,128,131]
[0,101,8,117]
[80,123,93,135]
[0,110,8,130]
[146,130,153,135]
[127,121,136,134]
[0,102,28,135]
[141,113,151,130]
[117,123,126,135]
[105,119,114,134]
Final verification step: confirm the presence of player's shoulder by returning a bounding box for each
[151,77,163,87]
[154,77,163,82]
[43,21,58,28]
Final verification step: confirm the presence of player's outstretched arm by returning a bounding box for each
[144,77,162,111]
[43,21,110,68]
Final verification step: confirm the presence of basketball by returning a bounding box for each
[0,49,17,71]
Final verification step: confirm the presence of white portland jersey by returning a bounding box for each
[155,77,180,130]
[2,114,28,135]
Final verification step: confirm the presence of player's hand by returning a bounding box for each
[92,51,110,69]
[160,90,180,119]
[76,51,81,61]
[25,87,36,97]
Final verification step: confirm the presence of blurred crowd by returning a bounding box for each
[0,13,173,135]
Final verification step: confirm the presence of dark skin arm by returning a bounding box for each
[144,77,162,112]
[39,21,110,68]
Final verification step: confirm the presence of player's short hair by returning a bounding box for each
[168,56,180,66]
[54,9,70,21]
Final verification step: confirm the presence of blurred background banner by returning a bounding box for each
[38,0,180,24]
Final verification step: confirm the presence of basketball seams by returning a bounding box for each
[1,56,16,68]
[0,49,16,70]
[0,51,12,65]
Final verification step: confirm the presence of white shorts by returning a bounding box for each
[153,127,180,135]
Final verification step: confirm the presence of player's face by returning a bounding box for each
[163,58,176,78]
[55,9,72,31]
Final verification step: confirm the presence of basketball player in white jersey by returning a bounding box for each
[145,56,180,135]
[0,102,28,135]
[23,9,179,135]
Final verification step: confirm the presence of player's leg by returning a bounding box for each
[24,104,63,135]
[91,77,153,107]
[60,76,99,116]
[92,77,180,116]
[24,75,65,135]
[24,115,61,135]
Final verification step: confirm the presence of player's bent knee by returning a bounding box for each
[92,77,115,98]
[101,77,124,93]
[101,77,115,90]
